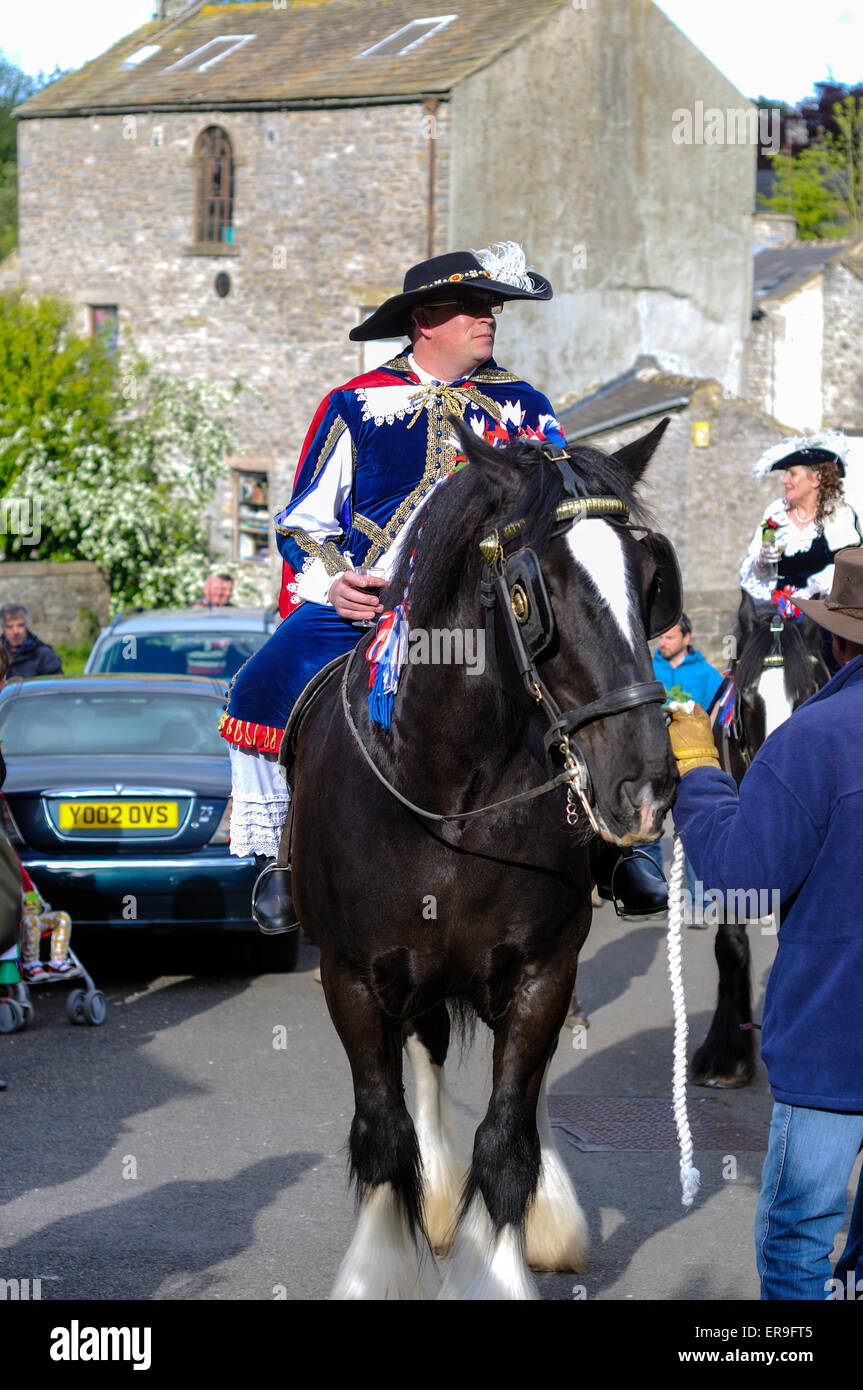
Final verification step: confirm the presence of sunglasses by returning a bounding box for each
[426,296,504,316]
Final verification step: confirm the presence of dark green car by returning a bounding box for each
[0,676,296,972]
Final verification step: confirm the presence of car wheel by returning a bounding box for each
[253,930,299,974]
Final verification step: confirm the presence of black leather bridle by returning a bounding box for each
[477,443,679,829]
[340,443,681,831]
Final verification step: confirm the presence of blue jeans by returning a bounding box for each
[755,1102,863,1299]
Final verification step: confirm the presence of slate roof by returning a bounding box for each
[15,0,566,117]
[558,359,701,442]
[753,240,854,306]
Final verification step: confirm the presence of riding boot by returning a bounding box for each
[252,861,300,935]
[590,842,668,918]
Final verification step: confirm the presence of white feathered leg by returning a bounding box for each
[440,1192,538,1301]
[330,1183,439,1301]
[406,1034,467,1254]
[524,1064,589,1272]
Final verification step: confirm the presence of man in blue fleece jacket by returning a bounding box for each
[668,547,863,1301]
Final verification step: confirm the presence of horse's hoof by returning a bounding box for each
[565,1010,589,1030]
[692,1071,753,1090]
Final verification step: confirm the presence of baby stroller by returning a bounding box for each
[0,866,107,1034]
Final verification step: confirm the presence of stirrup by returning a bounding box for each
[592,846,668,919]
[252,864,300,936]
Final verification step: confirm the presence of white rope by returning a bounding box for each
[667,827,701,1207]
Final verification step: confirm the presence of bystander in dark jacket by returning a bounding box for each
[0,604,62,680]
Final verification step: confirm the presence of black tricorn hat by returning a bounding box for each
[753,430,848,478]
[350,243,552,342]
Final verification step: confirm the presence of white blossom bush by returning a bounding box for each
[3,353,259,612]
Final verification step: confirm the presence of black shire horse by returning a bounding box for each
[690,591,829,1088]
[285,421,678,1299]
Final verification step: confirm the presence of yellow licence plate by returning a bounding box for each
[58,801,179,831]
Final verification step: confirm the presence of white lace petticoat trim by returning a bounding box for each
[229,794,290,859]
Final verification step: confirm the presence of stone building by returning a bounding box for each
[12,0,756,598]
[557,360,792,666]
[743,232,863,435]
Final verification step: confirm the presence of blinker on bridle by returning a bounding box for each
[477,443,673,831]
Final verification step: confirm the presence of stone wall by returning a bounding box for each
[450,0,755,407]
[16,100,450,583]
[821,259,863,431]
[0,562,111,648]
[581,387,792,669]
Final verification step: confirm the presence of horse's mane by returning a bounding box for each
[734,613,819,707]
[386,436,652,631]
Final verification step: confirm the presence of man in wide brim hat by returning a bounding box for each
[665,541,863,1299]
[794,545,863,647]
[349,246,552,342]
[219,239,564,866]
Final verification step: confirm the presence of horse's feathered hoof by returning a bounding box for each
[693,1073,753,1090]
[252,864,300,935]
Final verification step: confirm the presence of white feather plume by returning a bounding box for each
[752,428,849,477]
[471,240,536,292]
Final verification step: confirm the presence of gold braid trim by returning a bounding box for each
[309,415,347,485]
[273,528,348,577]
[352,512,389,551]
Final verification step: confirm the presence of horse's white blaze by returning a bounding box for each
[524,1068,589,1272]
[406,1034,467,1254]
[439,1195,538,1301]
[330,1183,438,1301]
[757,666,793,739]
[566,518,634,646]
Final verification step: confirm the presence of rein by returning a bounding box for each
[340,644,578,823]
[339,449,671,831]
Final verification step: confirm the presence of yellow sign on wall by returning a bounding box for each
[693,421,711,447]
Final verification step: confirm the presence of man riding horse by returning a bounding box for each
[219,241,655,919]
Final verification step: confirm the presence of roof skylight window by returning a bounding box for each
[162,35,257,75]
[123,45,162,69]
[357,16,458,59]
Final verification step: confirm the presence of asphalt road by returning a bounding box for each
[1,885,859,1305]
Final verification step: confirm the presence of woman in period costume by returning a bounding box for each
[740,430,861,605]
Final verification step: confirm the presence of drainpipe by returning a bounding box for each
[425,99,438,259]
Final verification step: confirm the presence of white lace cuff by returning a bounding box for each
[289,556,334,607]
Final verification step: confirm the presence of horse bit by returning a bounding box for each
[341,443,679,830]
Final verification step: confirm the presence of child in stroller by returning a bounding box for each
[19,863,77,981]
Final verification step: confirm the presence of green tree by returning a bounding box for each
[762,144,847,239]
[761,94,863,240]
[0,291,120,502]
[0,297,253,608]
[826,95,863,238]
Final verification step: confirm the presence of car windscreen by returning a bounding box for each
[90,629,268,680]
[0,691,228,758]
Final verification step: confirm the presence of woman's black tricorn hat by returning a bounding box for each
[350,242,552,342]
[753,430,848,478]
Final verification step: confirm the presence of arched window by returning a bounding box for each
[194,126,234,245]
